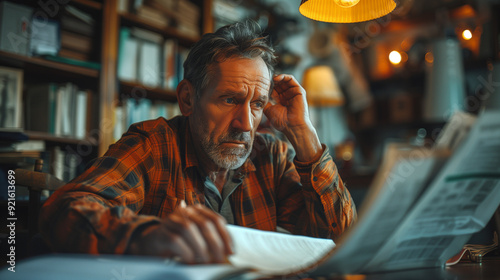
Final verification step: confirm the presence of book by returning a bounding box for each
[135,5,170,27]
[75,90,89,139]
[30,18,60,56]
[0,1,33,55]
[43,55,101,70]
[162,39,177,90]
[0,140,45,152]
[60,14,94,37]
[60,30,93,54]
[24,83,58,133]
[58,48,90,61]
[138,41,161,87]
[64,5,94,25]
[0,66,23,129]
[117,27,139,82]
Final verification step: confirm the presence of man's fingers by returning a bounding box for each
[193,204,234,256]
[164,211,211,263]
[165,203,233,263]
[273,74,304,101]
[162,228,196,263]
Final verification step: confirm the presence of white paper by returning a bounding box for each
[227,225,335,274]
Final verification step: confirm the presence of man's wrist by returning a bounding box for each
[284,121,323,162]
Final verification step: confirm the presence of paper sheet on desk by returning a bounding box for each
[227,225,335,275]
[363,110,500,272]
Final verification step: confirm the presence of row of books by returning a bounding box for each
[25,83,96,139]
[0,1,98,65]
[0,138,85,200]
[118,0,201,38]
[58,5,97,62]
[117,26,189,90]
[113,97,181,141]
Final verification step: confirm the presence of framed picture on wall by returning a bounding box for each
[0,66,23,129]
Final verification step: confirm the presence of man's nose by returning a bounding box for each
[231,104,252,132]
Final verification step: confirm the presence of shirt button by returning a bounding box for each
[313,176,318,182]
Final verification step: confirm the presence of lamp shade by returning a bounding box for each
[299,0,396,23]
[423,38,466,121]
[302,65,344,106]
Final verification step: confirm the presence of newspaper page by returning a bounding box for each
[434,111,477,151]
[363,110,500,272]
[306,144,449,276]
[226,225,335,275]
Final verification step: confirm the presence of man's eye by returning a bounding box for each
[224,97,236,104]
[254,101,264,109]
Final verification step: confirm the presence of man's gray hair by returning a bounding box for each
[183,20,277,98]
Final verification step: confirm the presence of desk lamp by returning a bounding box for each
[302,66,351,162]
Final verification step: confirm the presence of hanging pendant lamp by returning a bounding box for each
[299,0,397,23]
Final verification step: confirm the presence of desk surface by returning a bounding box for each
[329,257,500,280]
[1,254,499,280]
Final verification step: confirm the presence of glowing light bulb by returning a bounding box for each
[333,0,361,8]
[425,52,434,64]
[389,51,402,65]
[462,29,472,40]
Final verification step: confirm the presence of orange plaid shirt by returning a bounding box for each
[39,116,356,254]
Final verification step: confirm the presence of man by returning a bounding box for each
[39,21,356,264]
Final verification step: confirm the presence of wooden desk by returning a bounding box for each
[326,257,500,280]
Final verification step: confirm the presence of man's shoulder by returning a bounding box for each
[128,116,185,138]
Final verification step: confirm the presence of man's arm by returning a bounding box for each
[264,74,357,240]
[264,74,322,162]
[39,122,232,263]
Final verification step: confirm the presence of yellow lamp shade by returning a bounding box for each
[302,65,344,106]
[299,0,397,23]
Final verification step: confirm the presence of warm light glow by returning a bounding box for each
[425,52,434,64]
[389,51,402,65]
[462,29,472,40]
[342,151,353,161]
[299,0,396,23]
[302,65,344,106]
[334,0,360,8]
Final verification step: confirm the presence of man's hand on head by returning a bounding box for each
[264,74,323,163]
[126,201,233,264]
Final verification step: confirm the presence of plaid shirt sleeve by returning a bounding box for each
[39,124,162,254]
[273,141,357,241]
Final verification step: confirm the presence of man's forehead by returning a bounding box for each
[210,57,272,89]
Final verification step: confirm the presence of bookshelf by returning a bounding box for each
[0,0,214,179]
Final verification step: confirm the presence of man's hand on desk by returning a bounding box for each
[126,201,234,264]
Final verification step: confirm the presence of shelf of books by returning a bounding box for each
[0,0,103,186]
[0,0,213,189]
[112,0,208,142]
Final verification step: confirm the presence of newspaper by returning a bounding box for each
[362,110,500,272]
[306,110,500,276]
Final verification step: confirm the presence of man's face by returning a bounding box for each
[190,57,271,170]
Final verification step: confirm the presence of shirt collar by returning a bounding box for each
[182,117,256,175]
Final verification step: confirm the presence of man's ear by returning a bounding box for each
[177,79,196,116]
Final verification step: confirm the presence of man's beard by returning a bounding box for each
[192,115,253,169]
